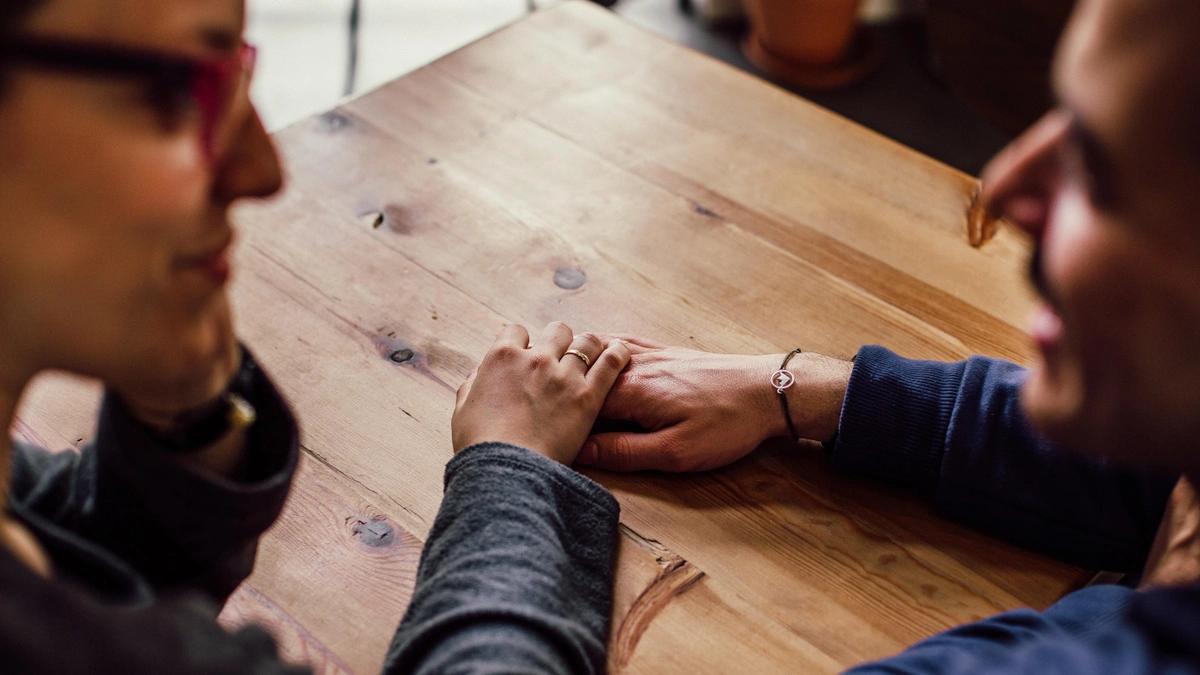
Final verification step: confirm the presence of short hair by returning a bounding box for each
[0,0,46,92]
[0,0,42,34]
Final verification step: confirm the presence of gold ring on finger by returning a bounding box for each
[563,349,592,368]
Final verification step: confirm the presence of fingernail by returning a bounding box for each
[581,440,598,462]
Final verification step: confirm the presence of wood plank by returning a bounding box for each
[14,372,100,452]
[277,88,979,364]
[426,2,1038,340]
[220,454,423,673]
[222,585,356,675]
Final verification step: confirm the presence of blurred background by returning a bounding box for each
[246,0,1071,174]
[246,0,528,132]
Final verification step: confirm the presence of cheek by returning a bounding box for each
[81,140,212,339]
[43,138,208,308]
[1045,195,1135,336]
[0,86,212,373]
[94,134,210,237]
[1040,190,1200,452]
[6,88,208,263]
[29,81,206,209]
[1038,191,1133,413]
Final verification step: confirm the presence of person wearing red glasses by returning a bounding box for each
[0,0,631,672]
[0,0,300,671]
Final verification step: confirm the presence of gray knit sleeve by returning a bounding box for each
[383,443,620,674]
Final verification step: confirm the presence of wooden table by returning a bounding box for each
[16,2,1088,672]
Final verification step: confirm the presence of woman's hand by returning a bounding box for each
[577,337,853,472]
[453,323,632,465]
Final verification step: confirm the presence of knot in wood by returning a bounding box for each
[360,211,385,229]
[352,518,394,547]
[319,111,350,132]
[553,266,587,290]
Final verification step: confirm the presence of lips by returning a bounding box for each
[178,232,234,285]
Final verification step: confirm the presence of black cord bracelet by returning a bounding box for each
[772,348,803,442]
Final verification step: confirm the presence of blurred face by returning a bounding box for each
[983,0,1200,468]
[0,1,281,393]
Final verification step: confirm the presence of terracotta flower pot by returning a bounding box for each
[741,0,880,89]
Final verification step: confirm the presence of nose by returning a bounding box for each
[980,109,1071,240]
[211,107,284,203]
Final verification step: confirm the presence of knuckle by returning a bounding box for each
[490,344,520,362]
[528,353,552,370]
[599,349,627,369]
[577,332,603,350]
[609,437,634,465]
[548,320,571,334]
[547,377,570,395]
[575,384,599,406]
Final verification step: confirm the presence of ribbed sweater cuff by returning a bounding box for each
[446,443,619,514]
[829,345,967,495]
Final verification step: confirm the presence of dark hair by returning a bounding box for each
[0,0,45,91]
[1,0,42,33]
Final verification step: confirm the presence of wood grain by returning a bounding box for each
[609,525,706,671]
[14,2,1087,672]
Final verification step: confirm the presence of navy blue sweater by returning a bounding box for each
[391,346,1199,674]
[835,346,1192,673]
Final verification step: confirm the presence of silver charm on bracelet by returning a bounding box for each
[771,369,796,394]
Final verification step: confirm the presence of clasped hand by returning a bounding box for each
[455,326,852,472]
[452,323,631,464]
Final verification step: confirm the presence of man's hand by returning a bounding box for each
[453,323,632,465]
[576,337,853,472]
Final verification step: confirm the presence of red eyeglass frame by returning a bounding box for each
[1,37,257,160]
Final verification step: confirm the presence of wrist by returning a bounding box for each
[746,353,791,441]
[758,352,853,443]
[788,352,853,442]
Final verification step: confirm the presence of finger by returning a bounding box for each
[598,371,641,421]
[534,321,573,359]
[577,429,678,472]
[587,339,632,390]
[493,324,530,350]
[597,333,663,352]
[561,332,604,374]
[967,181,986,247]
[967,180,1004,248]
